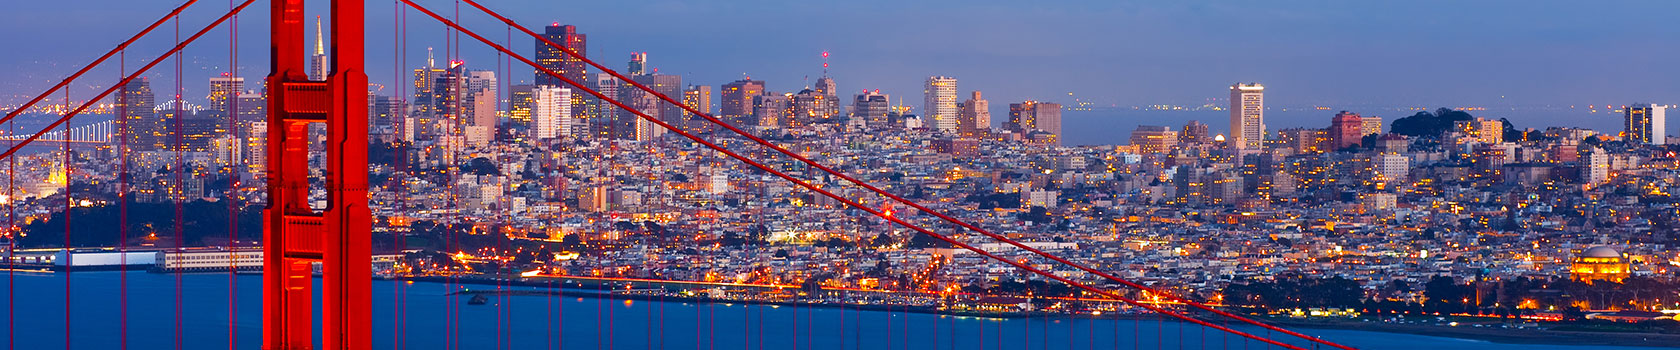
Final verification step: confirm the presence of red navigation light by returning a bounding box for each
[822,51,829,58]
[552,22,559,27]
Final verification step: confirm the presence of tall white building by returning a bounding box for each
[1625,103,1667,145]
[923,76,958,133]
[1374,153,1409,182]
[1229,83,1265,150]
[1582,146,1610,186]
[532,86,573,140]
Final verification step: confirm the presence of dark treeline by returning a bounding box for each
[19,198,262,248]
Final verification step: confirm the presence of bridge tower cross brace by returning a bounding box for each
[262,0,370,349]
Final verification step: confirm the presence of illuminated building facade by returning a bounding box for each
[720,79,765,123]
[532,86,573,140]
[119,78,160,151]
[1180,120,1209,144]
[1129,125,1178,155]
[957,91,990,137]
[1624,103,1667,145]
[1229,83,1265,150]
[923,76,958,133]
[207,76,244,116]
[1571,246,1629,284]
[1329,111,1363,150]
[852,90,891,130]
[1008,101,1062,144]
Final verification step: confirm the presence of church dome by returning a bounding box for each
[1582,246,1621,258]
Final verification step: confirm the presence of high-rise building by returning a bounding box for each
[635,73,683,124]
[957,91,990,137]
[1007,101,1062,142]
[1374,153,1409,182]
[1360,116,1383,138]
[118,78,160,151]
[1229,83,1265,150]
[309,16,328,81]
[923,76,958,133]
[720,79,765,122]
[1625,103,1667,145]
[852,90,891,130]
[1129,125,1178,155]
[752,92,790,128]
[790,89,839,126]
[1330,111,1364,150]
[508,84,534,124]
[588,73,621,137]
[532,86,572,140]
[1581,146,1610,185]
[535,24,587,87]
[1180,120,1210,144]
[681,85,713,117]
[813,76,837,97]
[627,52,647,77]
[207,76,244,116]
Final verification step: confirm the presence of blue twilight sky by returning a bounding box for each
[3,0,1678,137]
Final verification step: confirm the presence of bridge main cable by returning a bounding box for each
[0,0,201,128]
[400,2,1322,349]
[0,0,258,161]
[458,1,1356,349]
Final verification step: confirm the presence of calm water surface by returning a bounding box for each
[0,272,1661,350]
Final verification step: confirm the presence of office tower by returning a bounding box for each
[627,52,647,76]
[1229,83,1265,150]
[1330,111,1363,150]
[118,78,160,151]
[636,73,683,124]
[957,91,990,137]
[508,85,534,124]
[1454,117,1503,144]
[370,94,405,133]
[752,92,790,128]
[411,50,446,136]
[1008,101,1063,140]
[1279,128,1328,155]
[923,76,958,133]
[246,121,268,177]
[682,85,713,117]
[532,86,572,140]
[428,61,468,138]
[1360,116,1383,138]
[467,89,497,146]
[790,89,839,125]
[535,24,587,87]
[1374,153,1410,182]
[814,77,837,97]
[1625,103,1667,145]
[1580,146,1610,185]
[721,79,765,123]
[235,93,264,128]
[853,90,891,130]
[309,16,328,81]
[207,76,244,116]
[1129,125,1178,155]
[1180,120,1210,144]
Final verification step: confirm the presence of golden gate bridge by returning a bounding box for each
[0,1,1360,349]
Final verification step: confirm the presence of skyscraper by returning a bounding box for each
[1007,101,1062,141]
[1625,103,1667,145]
[1180,120,1209,144]
[532,86,572,140]
[1130,125,1178,154]
[852,90,891,130]
[957,91,990,137]
[118,78,158,151]
[508,84,534,124]
[627,52,647,77]
[1229,83,1265,150]
[721,79,765,121]
[535,24,587,87]
[923,76,958,133]
[207,76,244,116]
[1329,111,1363,150]
[309,16,328,81]
[682,85,713,117]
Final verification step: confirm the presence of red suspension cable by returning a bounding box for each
[0,0,259,161]
[465,2,1348,349]
[0,0,201,129]
[395,3,1319,349]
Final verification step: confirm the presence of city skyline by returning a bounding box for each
[6,1,1680,135]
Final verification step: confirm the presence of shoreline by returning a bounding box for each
[1271,318,1680,348]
